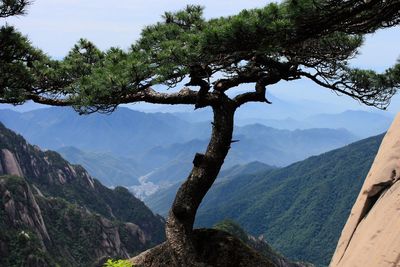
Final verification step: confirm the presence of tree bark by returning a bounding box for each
[165,98,236,266]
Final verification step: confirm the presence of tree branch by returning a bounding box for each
[213,73,258,92]
[78,86,218,114]
[0,0,30,18]
[124,87,206,105]
[28,94,73,106]
[298,66,400,109]
[234,80,272,108]
[233,64,301,107]
[5,86,218,114]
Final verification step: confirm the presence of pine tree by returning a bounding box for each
[1,0,400,265]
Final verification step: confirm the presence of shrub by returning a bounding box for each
[103,259,132,267]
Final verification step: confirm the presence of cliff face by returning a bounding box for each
[330,114,400,267]
[0,123,165,267]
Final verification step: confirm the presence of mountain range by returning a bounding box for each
[136,94,393,138]
[0,107,363,198]
[236,110,392,138]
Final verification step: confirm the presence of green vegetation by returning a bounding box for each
[104,259,133,267]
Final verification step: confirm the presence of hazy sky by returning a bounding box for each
[2,0,400,114]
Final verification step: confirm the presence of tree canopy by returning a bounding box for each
[1,0,400,113]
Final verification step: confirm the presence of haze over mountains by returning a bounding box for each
[125,91,394,136]
[234,110,393,138]
[0,106,379,199]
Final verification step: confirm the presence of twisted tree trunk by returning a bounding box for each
[165,98,236,266]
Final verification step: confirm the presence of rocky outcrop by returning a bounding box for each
[0,123,165,266]
[0,148,23,177]
[330,114,400,267]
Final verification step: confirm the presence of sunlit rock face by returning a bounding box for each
[331,114,400,267]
